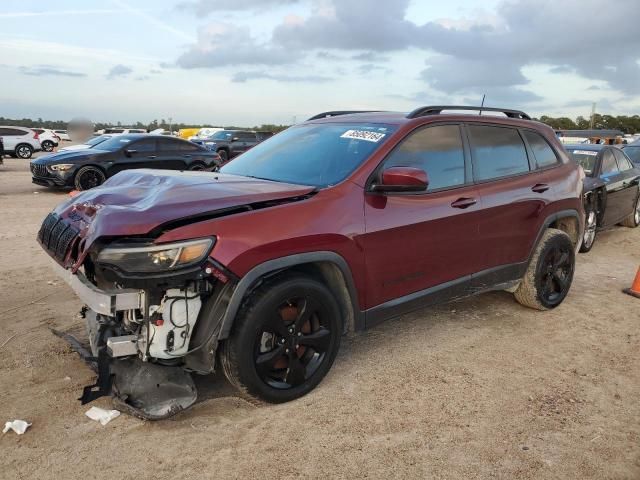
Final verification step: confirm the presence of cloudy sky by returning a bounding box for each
[1,0,639,125]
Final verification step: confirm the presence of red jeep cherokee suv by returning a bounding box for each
[38,106,584,418]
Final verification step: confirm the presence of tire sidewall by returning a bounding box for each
[579,209,597,253]
[533,233,575,309]
[42,141,54,152]
[229,277,342,403]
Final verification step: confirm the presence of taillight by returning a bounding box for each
[33,131,39,140]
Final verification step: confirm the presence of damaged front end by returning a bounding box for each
[41,213,236,420]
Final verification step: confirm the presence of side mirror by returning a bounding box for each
[231,137,239,142]
[371,166,429,193]
[124,149,137,157]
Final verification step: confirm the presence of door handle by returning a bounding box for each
[451,197,477,209]
[531,183,549,193]
[183,154,191,158]
[147,155,157,159]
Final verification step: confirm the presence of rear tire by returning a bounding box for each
[188,162,206,171]
[620,191,640,228]
[220,274,342,403]
[41,140,55,152]
[514,228,575,310]
[15,144,33,159]
[74,166,106,191]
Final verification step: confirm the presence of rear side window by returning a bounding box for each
[523,130,559,168]
[383,124,465,191]
[2,128,27,136]
[601,150,619,175]
[176,140,200,151]
[623,146,640,164]
[613,149,633,171]
[131,139,156,152]
[468,125,530,181]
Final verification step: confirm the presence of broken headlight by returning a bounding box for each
[96,239,214,273]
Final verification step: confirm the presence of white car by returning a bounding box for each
[188,127,223,141]
[0,126,41,159]
[59,134,113,152]
[103,128,147,135]
[31,128,61,152]
[53,130,71,141]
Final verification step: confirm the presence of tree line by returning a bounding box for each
[1,114,639,134]
[0,117,290,133]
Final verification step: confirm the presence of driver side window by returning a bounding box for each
[382,124,465,191]
[130,139,156,153]
[601,150,619,175]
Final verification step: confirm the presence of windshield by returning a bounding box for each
[220,123,397,187]
[623,146,640,164]
[87,135,110,147]
[569,149,598,176]
[210,131,235,141]
[93,136,134,151]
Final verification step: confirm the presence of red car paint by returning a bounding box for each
[45,111,584,314]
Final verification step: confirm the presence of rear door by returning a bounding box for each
[362,123,482,308]
[0,127,29,150]
[155,138,189,170]
[468,124,558,275]
[613,148,640,218]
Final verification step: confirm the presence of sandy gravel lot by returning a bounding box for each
[1,153,639,479]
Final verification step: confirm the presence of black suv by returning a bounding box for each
[30,134,221,190]
[192,130,273,163]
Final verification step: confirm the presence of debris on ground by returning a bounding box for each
[85,407,120,425]
[3,420,32,435]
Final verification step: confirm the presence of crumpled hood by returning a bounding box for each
[54,169,315,253]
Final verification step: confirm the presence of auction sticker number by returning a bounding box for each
[573,150,597,156]
[341,130,386,143]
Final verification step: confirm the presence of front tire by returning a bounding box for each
[514,228,575,310]
[15,144,33,159]
[188,162,206,171]
[74,166,106,191]
[620,191,640,228]
[41,140,55,152]
[220,274,342,403]
[579,209,597,253]
[217,149,228,163]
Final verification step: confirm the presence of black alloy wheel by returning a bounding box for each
[537,243,573,307]
[254,296,332,389]
[74,166,106,191]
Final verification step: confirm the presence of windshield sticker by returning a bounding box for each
[573,150,597,156]
[341,130,386,143]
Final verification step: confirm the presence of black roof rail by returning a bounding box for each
[407,105,531,120]
[307,110,383,121]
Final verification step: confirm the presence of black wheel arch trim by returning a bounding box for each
[527,209,582,263]
[217,251,363,340]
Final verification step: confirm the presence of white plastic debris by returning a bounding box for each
[85,407,120,426]
[3,420,32,435]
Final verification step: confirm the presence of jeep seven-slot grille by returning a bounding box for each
[38,213,79,263]
[30,163,50,177]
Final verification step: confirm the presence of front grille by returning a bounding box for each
[38,213,79,263]
[30,163,50,177]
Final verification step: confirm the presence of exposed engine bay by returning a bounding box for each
[80,287,203,419]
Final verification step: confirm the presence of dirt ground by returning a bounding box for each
[1,152,639,480]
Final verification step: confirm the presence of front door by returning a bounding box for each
[360,124,481,311]
[600,148,629,226]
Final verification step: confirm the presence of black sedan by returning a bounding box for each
[30,134,221,190]
[566,144,640,252]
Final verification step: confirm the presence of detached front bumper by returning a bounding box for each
[49,257,145,316]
